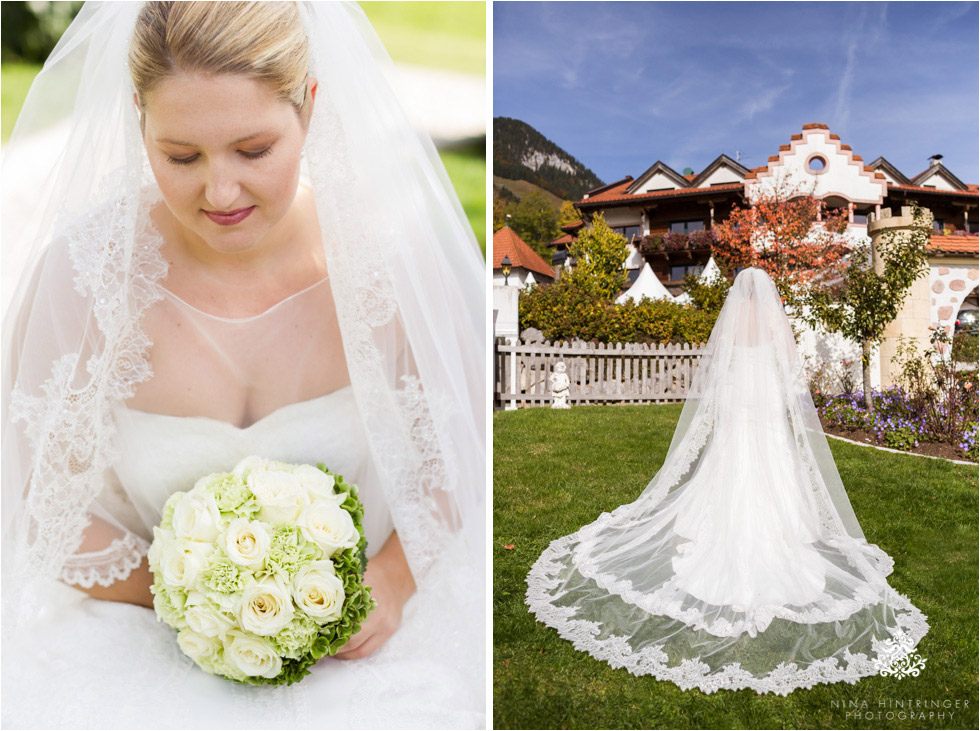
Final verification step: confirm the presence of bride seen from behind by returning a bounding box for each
[527,268,929,696]
[2,2,484,728]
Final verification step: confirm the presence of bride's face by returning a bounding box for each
[142,72,311,255]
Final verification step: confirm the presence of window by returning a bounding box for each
[612,225,641,243]
[852,213,868,225]
[669,220,705,234]
[933,218,946,231]
[670,264,704,280]
[967,218,978,234]
[806,155,827,173]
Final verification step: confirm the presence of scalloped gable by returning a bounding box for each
[746,123,887,205]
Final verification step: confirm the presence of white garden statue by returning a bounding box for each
[550,361,571,409]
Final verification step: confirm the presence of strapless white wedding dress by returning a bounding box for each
[1,386,482,729]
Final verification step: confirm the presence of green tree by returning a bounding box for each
[492,188,515,232]
[510,191,560,258]
[681,260,732,313]
[800,203,933,409]
[558,200,580,227]
[566,214,629,300]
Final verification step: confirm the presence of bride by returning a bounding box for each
[1,2,484,728]
[526,268,928,696]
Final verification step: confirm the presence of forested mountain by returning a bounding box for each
[493,117,603,201]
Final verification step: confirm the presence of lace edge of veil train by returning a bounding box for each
[526,528,930,696]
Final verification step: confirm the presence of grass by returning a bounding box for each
[359,1,485,75]
[494,405,979,730]
[1,61,41,142]
[442,142,487,254]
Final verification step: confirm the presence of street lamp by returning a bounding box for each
[501,255,511,286]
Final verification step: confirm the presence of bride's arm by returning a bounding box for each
[335,530,416,660]
[63,515,154,608]
[72,556,155,608]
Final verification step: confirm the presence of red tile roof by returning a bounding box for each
[887,183,979,197]
[581,180,743,206]
[928,233,979,255]
[549,233,575,246]
[493,226,555,280]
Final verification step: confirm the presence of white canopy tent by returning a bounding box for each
[616,262,675,304]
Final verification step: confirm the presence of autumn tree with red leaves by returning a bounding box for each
[713,179,851,305]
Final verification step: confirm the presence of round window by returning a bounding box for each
[806,154,827,173]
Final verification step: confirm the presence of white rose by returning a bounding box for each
[232,455,270,478]
[293,464,341,503]
[239,576,294,636]
[147,526,174,571]
[292,560,345,623]
[223,630,282,679]
[176,628,223,670]
[184,592,236,638]
[159,538,212,590]
[247,470,309,524]
[219,517,271,571]
[300,501,358,557]
[172,492,222,542]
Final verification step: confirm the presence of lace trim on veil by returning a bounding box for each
[9,174,167,586]
[58,533,151,588]
[526,534,930,696]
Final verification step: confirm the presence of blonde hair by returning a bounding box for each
[129,1,310,124]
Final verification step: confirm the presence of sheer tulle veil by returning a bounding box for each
[526,268,928,695]
[1,0,485,676]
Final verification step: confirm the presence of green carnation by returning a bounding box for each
[199,473,257,517]
[152,575,189,630]
[271,614,320,660]
[266,524,319,579]
[202,557,250,595]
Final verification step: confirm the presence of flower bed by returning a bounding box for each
[814,387,978,462]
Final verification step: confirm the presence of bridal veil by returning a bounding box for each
[1,0,484,674]
[526,268,928,695]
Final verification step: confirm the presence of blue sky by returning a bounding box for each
[493,1,979,185]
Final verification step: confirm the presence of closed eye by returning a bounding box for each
[241,146,273,160]
[167,154,199,166]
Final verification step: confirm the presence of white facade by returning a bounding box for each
[634,171,683,194]
[699,166,743,187]
[748,128,886,206]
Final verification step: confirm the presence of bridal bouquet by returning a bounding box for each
[148,456,375,685]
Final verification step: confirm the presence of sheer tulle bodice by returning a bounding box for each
[112,384,394,558]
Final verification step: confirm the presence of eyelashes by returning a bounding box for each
[165,146,274,166]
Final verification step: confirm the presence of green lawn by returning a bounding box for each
[359,1,485,75]
[494,405,979,730]
[1,62,41,141]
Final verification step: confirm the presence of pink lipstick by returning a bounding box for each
[204,206,255,226]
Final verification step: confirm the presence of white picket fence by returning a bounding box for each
[494,339,706,409]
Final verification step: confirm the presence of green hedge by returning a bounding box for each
[518,279,716,344]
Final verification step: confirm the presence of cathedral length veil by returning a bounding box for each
[526,268,928,695]
[1,0,484,722]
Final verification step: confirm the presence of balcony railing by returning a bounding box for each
[636,229,717,255]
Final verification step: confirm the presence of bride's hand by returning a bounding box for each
[335,530,416,660]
